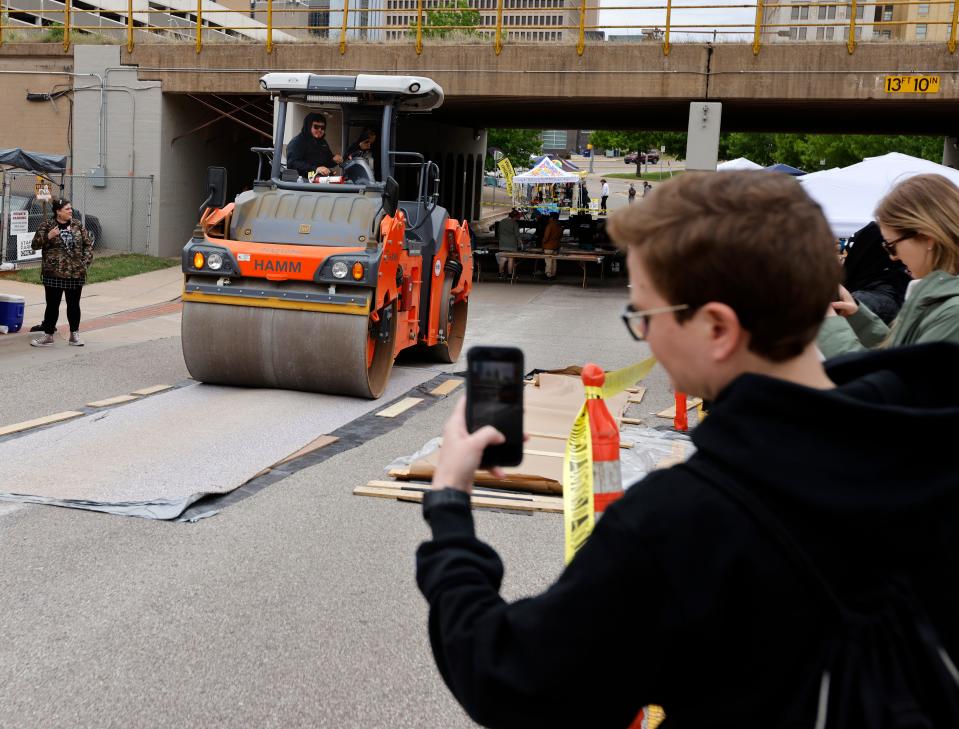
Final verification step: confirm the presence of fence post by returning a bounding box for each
[195,0,202,53]
[63,0,71,51]
[415,0,423,54]
[339,0,349,54]
[752,0,763,55]
[950,0,958,53]
[494,0,503,55]
[663,0,671,56]
[127,0,134,52]
[266,0,273,53]
[576,0,586,55]
[847,0,857,54]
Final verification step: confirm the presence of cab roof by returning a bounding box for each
[259,73,444,111]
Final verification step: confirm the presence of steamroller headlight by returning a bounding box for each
[193,251,205,269]
[331,261,348,279]
[207,252,224,271]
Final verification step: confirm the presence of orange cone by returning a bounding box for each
[581,364,622,514]
[673,391,688,432]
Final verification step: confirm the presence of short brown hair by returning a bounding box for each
[875,173,959,275]
[607,171,841,361]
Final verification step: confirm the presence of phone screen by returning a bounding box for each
[467,347,524,468]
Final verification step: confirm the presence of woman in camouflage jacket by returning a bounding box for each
[29,197,93,347]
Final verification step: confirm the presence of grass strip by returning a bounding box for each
[10,254,178,285]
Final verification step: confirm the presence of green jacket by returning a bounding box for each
[818,270,959,358]
[31,218,94,280]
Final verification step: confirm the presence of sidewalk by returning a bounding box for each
[0,266,183,370]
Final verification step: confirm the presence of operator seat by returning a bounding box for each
[342,158,375,186]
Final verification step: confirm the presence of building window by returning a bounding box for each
[856,4,863,18]
[816,26,825,39]
[788,26,798,39]
[827,5,835,18]
[882,6,893,21]
[791,6,799,19]
[798,26,807,39]
[826,25,834,38]
[818,5,826,18]
[918,2,929,15]
[915,23,927,39]
[542,130,567,149]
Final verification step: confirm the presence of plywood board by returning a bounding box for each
[376,397,423,418]
[628,387,647,404]
[87,394,139,408]
[430,379,462,397]
[131,384,172,396]
[356,481,563,513]
[656,397,704,419]
[0,410,84,437]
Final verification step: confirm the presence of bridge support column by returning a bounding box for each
[943,137,959,170]
[684,101,722,172]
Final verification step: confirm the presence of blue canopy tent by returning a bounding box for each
[765,163,806,176]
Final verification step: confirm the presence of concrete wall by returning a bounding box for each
[72,46,163,254]
[0,46,74,159]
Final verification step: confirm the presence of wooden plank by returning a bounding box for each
[87,394,139,408]
[656,397,704,418]
[376,397,424,418]
[430,379,462,397]
[0,410,84,437]
[356,482,564,513]
[524,448,564,458]
[627,387,647,404]
[130,384,172,396]
[274,435,339,466]
[366,479,560,503]
[621,417,642,425]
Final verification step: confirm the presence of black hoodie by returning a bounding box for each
[286,112,337,177]
[416,343,959,728]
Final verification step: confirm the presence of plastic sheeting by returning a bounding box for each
[0,148,67,173]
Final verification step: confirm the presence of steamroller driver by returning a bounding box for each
[286,112,343,180]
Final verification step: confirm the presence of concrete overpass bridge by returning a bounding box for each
[1,40,957,258]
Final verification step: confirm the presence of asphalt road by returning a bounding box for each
[0,278,679,728]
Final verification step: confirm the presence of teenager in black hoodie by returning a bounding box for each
[285,112,342,178]
[416,171,959,727]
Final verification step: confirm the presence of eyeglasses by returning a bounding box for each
[312,124,326,131]
[881,233,912,255]
[621,303,689,341]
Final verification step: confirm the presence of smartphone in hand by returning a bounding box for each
[466,346,524,469]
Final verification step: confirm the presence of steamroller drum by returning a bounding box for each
[429,276,468,364]
[181,300,397,399]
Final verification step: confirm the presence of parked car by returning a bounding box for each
[624,150,661,165]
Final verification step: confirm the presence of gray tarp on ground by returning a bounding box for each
[0,367,438,520]
[0,148,67,174]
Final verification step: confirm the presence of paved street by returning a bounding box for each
[0,272,678,727]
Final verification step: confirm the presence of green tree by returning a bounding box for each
[588,130,686,157]
[486,128,542,170]
[411,0,480,38]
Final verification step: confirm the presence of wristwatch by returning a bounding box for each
[422,487,471,523]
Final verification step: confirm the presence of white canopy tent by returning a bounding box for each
[799,152,959,238]
[716,157,763,171]
[512,156,581,185]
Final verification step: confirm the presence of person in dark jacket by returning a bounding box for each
[416,171,959,728]
[285,112,342,178]
[840,221,911,324]
[29,198,93,347]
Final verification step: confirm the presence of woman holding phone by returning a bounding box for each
[29,197,93,347]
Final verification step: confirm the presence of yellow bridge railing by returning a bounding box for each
[0,0,956,57]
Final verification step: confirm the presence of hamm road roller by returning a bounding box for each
[180,73,473,398]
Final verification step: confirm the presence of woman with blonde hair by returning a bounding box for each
[819,173,959,357]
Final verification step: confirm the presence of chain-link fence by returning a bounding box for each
[1,171,154,265]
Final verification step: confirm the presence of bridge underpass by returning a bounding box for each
[31,40,959,255]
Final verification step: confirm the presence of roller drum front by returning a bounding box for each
[181,301,396,399]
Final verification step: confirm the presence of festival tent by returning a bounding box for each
[799,152,959,238]
[765,163,806,176]
[513,156,581,184]
[533,155,581,174]
[717,157,763,171]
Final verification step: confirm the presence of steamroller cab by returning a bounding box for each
[180,73,473,398]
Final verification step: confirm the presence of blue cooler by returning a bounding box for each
[0,293,25,333]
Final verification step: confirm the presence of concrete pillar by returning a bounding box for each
[943,137,959,170]
[684,101,722,172]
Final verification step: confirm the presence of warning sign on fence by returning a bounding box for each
[17,233,40,261]
[10,210,28,235]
